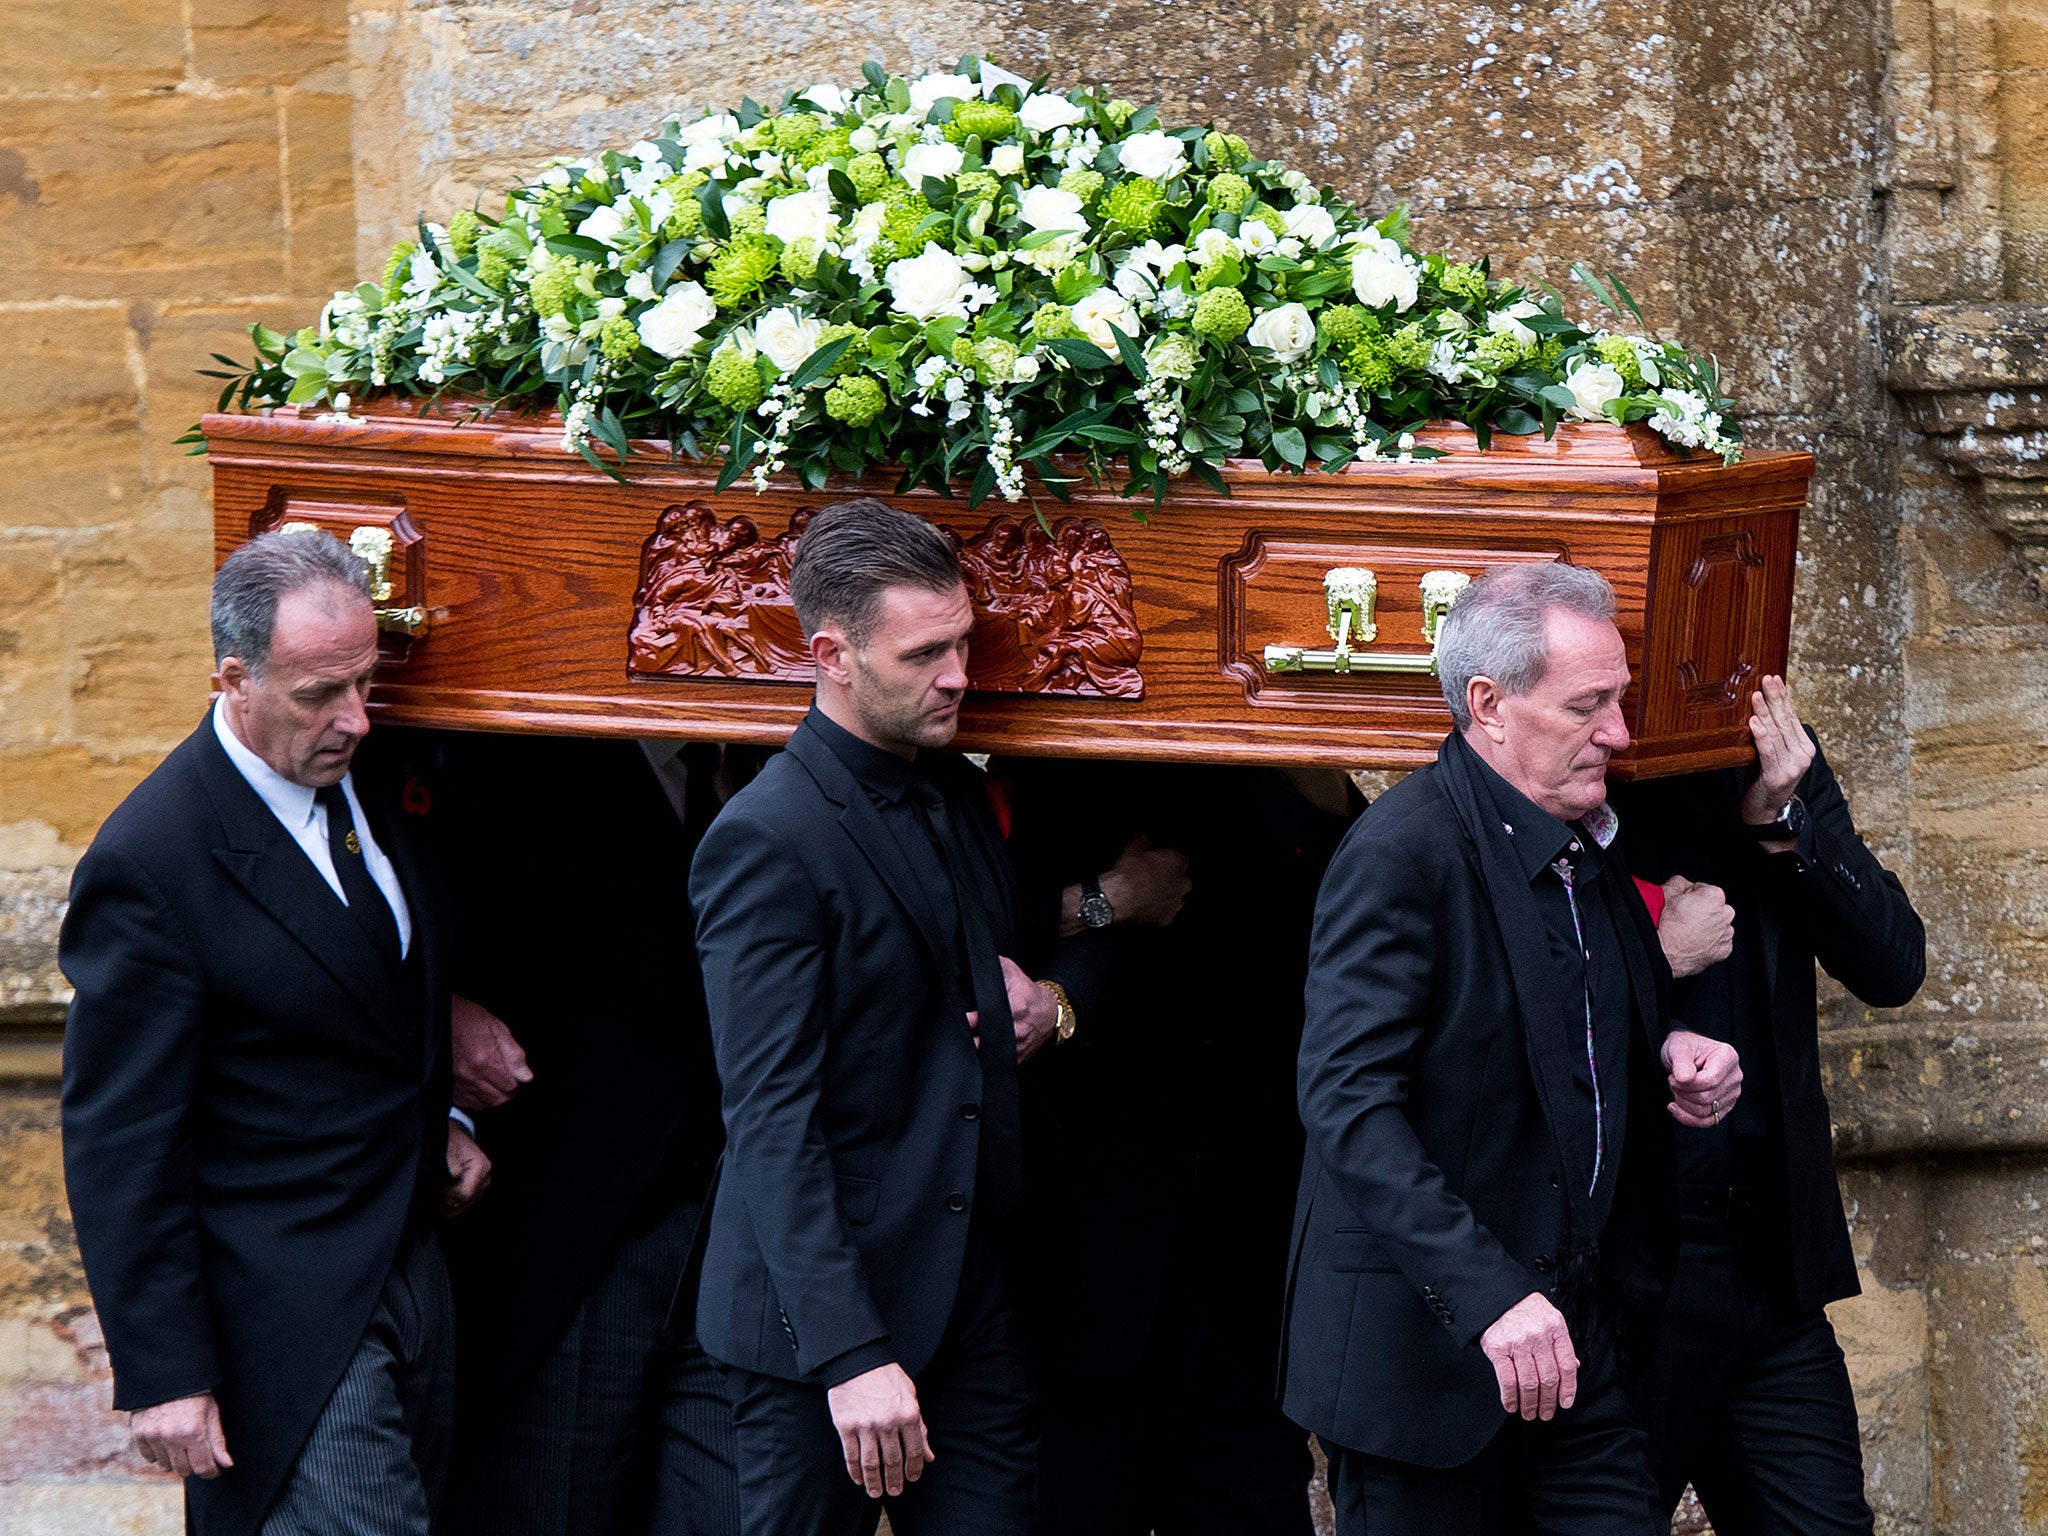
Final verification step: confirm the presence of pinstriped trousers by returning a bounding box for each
[260,1235,457,1536]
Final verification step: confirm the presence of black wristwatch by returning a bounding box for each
[1078,877,1115,929]
[1745,795,1806,843]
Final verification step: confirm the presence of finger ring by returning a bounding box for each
[1710,1099,1719,1117]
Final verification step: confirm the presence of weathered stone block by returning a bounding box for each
[0,535,68,752]
[0,307,144,531]
[0,94,286,304]
[190,0,349,89]
[142,301,303,492]
[0,0,184,94]
[284,91,358,299]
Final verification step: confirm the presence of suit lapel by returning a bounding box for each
[784,722,956,973]
[362,785,443,1079]
[195,724,411,1042]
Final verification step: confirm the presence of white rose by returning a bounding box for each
[1011,353,1041,383]
[1018,92,1088,134]
[1190,226,1238,266]
[578,204,629,247]
[1246,301,1315,363]
[1112,263,1157,302]
[885,244,974,321]
[1564,361,1627,421]
[754,307,828,373]
[635,281,717,359]
[1236,218,1278,255]
[1116,129,1189,180]
[595,296,627,322]
[990,143,1026,177]
[764,189,840,245]
[1070,287,1140,351]
[678,112,739,172]
[624,270,656,301]
[1282,203,1338,246]
[1486,300,1546,349]
[800,83,849,115]
[1017,184,1088,236]
[849,125,880,154]
[901,140,966,185]
[909,73,975,113]
[1349,230,1419,311]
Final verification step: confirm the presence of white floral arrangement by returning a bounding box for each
[204,57,1742,509]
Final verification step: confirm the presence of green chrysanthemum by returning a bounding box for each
[1191,286,1252,342]
[1102,98,1139,130]
[1472,331,1523,374]
[1388,321,1434,371]
[1531,336,1567,371]
[973,337,1019,382]
[528,263,582,319]
[1343,332,1394,390]
[1439,263,1490,303]
[448,210,482,260]
[1105,177,1166,237]
[848,153,892,201]
[1058,167,1105,205]
[954,171,1001,208]
[780,237,821,285]
[706,235,780,308]
[824,374,887,427]
[383,240,418,302]
[726,201,767,237]
[876,194,941,264]
[815,322,868,375]
[770,113,824,154]
[1205,173,1253,214]
[1203,130,1251,169]
[476,249,512,291]
[1319,305,1377,352]
[704,343,766,411]
[1594,335,1645,388]
[599,314,640,362]
[794,125,855,170]
[946,100,1018,143]
[1030,304,1077,340]
[951,335,979,368]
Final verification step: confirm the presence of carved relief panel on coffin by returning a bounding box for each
[627,501,1143,698]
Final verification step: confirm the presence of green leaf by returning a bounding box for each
[1270,426,1309,467]
[920,176,955,210]
[698,178,730,242]
[862,60,888,91]
[1309,435,1350,463]
[1043,336,1113,370]
[1076,425,1145,446]
[1127,105,1159,134]
[577,439,630,484]
[1018,400,1117,458]
[282,346,329,379]
[1188,458,1231,497]
[1607,270,1649,331]
[926,96,958,124]
[1109,323,1146,377]
[967,456,998,510]
[1293,269,1351,299]
[1539,384,1578,411]
[1375,203,1412,247]
[285,372,329,405]
[1015,225,1080,251]
[922,315,966,356]
[789,333,856,390]
[1492,407,1542,435]
[737,96,765,128]
[1570,262,1621,318]
[651,239,691,290]
[546,233,610,261]
[828,167,858,206]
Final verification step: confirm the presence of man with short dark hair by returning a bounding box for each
[61,529,485,1536]
[1284,561,1744,1536]
[689,497,1055,1536]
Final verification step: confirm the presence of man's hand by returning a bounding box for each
[1478,1292,1579,1422]
[445,1122,492,1216]
[132,1392,232,1480]
[1000,955,1059,1062]
[1739,676,1816,847]
[1663,1029,1744,1128]
[1058,836,1192,936]
[1657,877,1735,979]
[826,1362,933,1498]
[451,994,531,1112]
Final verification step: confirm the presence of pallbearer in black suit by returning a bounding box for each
[689,498,1055,1536]
[1283,562,1745,1536]
[60,531,486,1536]
[1612,678,1925,1535]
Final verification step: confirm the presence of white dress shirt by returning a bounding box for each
[212,697,413,958]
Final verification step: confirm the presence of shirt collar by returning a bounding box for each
[1469,750,1618,882]
[212,694,323,832]
[806,706,922,803]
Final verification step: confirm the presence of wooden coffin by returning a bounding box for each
[203,402,1811,777]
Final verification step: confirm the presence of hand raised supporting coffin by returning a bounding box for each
[204,402,1810,777]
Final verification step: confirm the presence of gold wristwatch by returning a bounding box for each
[1038,979,1077,1044]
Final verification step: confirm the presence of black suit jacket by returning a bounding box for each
[1281,741,1674,1468]
[59,719,450,1536]
[378,730,726,1400]
[1610,733,1925,1313]
[689,715,1020,1383]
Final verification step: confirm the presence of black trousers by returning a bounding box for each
[444,1195,736,1536]
[1327,1326,1663,1536]
[259,1234,456,1536]
[720,1227,1035,1536]
[1627,1219,1873,1536]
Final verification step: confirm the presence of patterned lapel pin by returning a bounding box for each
[344,831,361,855]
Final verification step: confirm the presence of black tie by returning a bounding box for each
[909,779,1023,1215]
[315,783,404,971]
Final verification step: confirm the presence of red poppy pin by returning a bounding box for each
[402,776,432,816]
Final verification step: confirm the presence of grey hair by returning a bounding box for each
[210,529,373,674]
[789,497,964,645]
[1435,562,1618,730]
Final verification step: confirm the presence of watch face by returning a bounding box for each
[1079,893,1114,928]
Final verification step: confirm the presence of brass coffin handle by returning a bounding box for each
[1265,568,1471,676]
[278,522,430,638]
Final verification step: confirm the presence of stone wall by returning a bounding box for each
[5,1,2048,1531]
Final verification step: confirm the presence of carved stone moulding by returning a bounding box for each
[1884,302,2048,596]
[202,400,1812,776]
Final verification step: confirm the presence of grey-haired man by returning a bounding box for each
[62,530,484,1536]
[1282,561,1743,1535]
